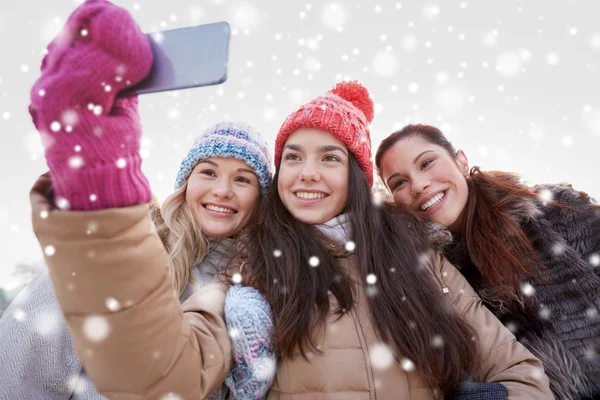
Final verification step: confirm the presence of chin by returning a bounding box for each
[202,227,236,239]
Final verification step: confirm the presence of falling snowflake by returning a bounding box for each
[401,34,418,51]
[496,51,523,77]
[372,51,398,77]
[431,334,444,348]
[13,308,26,322]
[401,357,415,372]
[521,282,536,296]
[68,156,84,169]
[366,274,377,284]
[538,304,551,319]
[252,356,277,381]
[590,33,600,50]
[538,188,554,205]
[273,249,282,257]
[408,83,419,93]
[35,310,60,337]
[230,3,260,31]
[422,5,440,20]
[50,121,61,132]
[435,86,465,114]
[309,256,320,267]
[232,273,243,284]
[546,52,560,66]
[83,315,110,342]
[188,6,205,24]
[44,245,56,256]
[264,108,277,121]
[159,394,182,400]
[504,321,518,333]
[105,297,121,312]
[370,343,394,369]
[482,30,499,48]
[589,253,600,267]
[345,241,356,251]
[321,3,348,30]
[229,327,240,339]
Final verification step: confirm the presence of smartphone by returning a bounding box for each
[122,21,230,96]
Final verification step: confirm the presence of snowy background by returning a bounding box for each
[1,0,600,300]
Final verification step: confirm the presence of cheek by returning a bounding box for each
[392,191,412,206]
[235,187,260,216]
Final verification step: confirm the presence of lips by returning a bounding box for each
[203,203,237,214]
[294,191,329,200]
[419,190,446,211]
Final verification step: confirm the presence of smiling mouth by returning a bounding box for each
[420,191,446,211]
[294,191,329,200]
[203,204,237,214]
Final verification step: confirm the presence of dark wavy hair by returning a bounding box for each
[243,151,478,392]
[376,124,544,304]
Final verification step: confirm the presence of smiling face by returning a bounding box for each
[277,128,350,225]
[378,134,470,232]
[185,156,260,238]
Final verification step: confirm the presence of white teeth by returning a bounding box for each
[420,192,445,211]
[205,204,235,214]
[295,192,327,200]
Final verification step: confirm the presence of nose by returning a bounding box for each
[411,175,431,197]
[211,179,233,199]
[299,160,321,183]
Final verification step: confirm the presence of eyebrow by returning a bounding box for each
[317,145,348,156]
[197,160,256,176]
[284,143,348,156]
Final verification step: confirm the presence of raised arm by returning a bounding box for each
[31,175,232,399]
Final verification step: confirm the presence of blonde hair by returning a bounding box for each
[150,182,209,295]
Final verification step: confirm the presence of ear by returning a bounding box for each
[455,150,469,178]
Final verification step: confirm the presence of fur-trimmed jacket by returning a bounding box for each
[444,183,600,400]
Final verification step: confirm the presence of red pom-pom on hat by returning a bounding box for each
[329,81,374,123]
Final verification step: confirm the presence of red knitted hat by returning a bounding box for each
[274,81,375,185]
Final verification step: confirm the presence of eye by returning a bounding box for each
[235,176,251,184]
[420,159,434,170]
[284,153,301,161]
[200,169,216,177]
[391,179,407,191]
[323,154,341,162]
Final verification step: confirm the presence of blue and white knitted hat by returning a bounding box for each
[175,122,272,192]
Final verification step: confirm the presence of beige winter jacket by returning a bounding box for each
[267,244,552,399]
[30,175,553,399]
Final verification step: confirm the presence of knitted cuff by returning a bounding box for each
[49,153,151,210]
[445,382,508,400]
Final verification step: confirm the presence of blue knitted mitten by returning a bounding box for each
[224,285,276,400]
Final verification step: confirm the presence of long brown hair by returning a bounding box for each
[244,152,478,392]
[375,124,543,303]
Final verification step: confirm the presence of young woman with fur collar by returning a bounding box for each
[376,123,600,399]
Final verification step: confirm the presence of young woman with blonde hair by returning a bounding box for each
[1,1,274,398]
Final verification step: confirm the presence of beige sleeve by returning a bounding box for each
[30,174,232,400]
[431,255,554,399]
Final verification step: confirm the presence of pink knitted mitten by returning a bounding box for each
[29,0,153,211]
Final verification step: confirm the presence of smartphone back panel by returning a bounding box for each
[126,21,230,95]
